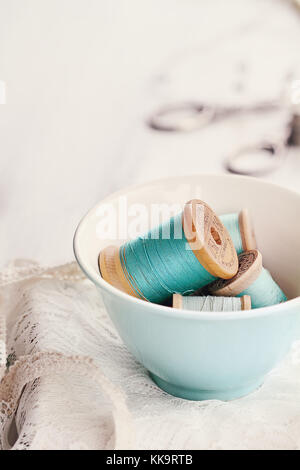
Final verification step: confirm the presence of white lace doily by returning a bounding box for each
[1,259,300,450]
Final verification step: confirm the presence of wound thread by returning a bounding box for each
[237,267,287,309]
[181,295,245,312]
[119,213,216,303]
[220,213,243,254]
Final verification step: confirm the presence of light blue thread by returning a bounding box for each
[220,213,243,254]
[237,267,287,309]
[120,213,216,303]
[182,295,242,312]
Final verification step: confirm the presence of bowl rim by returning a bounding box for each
[73,173,300,321]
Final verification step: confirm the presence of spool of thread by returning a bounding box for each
[203,249,287,309]
[173,293,251,311]
[220,209,256,254]
[99,199,238,304]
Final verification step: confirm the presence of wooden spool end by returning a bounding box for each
[172,293,183,309]
[98,245,140,299]
[238,209,257,251]
[183,199,238,279]
[205,249,262,297]
[241,295,252,310]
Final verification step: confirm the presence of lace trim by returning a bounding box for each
[0,259,85,286]
[0,260,133,450]
[0,352,134,450]
[0,314,5,382]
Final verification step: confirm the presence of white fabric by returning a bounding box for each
[1,260,300,450]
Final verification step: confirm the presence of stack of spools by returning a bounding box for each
[99,199,286,313]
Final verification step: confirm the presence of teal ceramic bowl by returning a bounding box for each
[74,175,300,400]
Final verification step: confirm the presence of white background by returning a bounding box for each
[1,0,300,267]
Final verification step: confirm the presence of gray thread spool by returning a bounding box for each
[173,294,251,311]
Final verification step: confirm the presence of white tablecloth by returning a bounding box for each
[1,260,300,450]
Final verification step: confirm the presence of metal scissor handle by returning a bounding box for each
[147,102,216,132]
[225,112,294,176]
[225,142,286,176]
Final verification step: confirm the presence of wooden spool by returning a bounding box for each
[183,199,238,279]
[172,293,183,309]
[240,294,252,310]
[172,293,251,311]
[203,249,262,297]
[99,199,239,299]
[99,245,139,298]
[238,209,257,251]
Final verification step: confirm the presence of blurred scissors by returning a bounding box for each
[147,100,279,132]
[147,100,294,176]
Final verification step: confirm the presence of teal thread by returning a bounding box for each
[120,213,216,304]
[220,213,243,254]
[182,295,242,312]
[237,268,287,309]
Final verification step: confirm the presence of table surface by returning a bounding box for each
[1,0,300,268]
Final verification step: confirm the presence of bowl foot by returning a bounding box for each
[150,373,264,401]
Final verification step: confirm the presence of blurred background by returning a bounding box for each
[0,0,300,266]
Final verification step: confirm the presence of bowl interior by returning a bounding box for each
[75,174,300,302]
